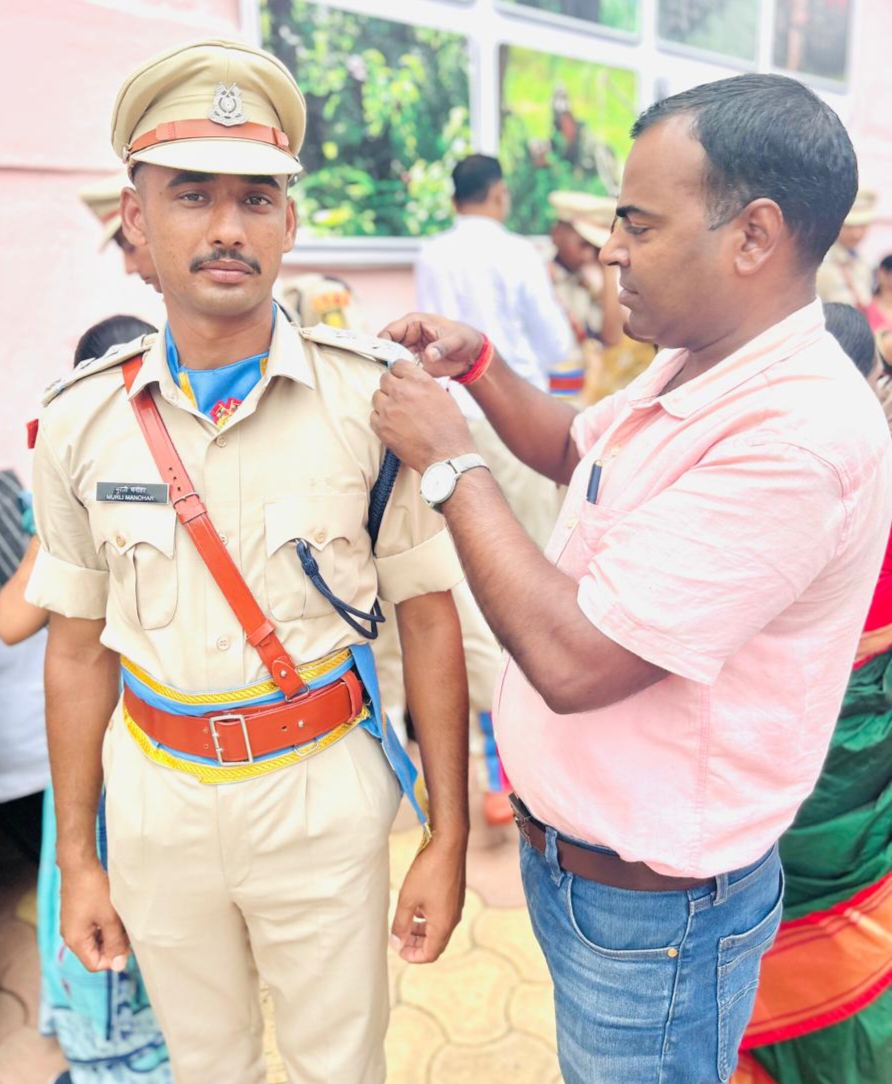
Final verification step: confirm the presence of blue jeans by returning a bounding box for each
[520,831,783,1084]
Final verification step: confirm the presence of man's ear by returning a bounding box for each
[283,195,298,252]
[733,198,784,277]
[120,184,147,247]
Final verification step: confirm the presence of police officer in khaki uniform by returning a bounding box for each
[547,191,622,400]
[79,172,161,291]
[29,40,469,1084]
[817,189,877,311]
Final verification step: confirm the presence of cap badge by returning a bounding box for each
[208,82,247,127]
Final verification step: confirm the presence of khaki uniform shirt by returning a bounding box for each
[278,273,366,332]
[28,317,462,693]
[816,242,873,310]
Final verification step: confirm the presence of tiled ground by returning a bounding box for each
[0,777,561,1084]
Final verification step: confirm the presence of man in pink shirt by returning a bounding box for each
[370,73,892,1083]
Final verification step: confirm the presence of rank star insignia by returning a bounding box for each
[208,82,247,127]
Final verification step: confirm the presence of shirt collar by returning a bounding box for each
[126,305,315,400]
[626,299,826,420]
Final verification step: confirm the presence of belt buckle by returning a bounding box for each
[508,792,532,844]
[208,713,253,765]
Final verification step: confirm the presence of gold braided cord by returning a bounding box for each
[121,703,367,785]
[121,649,353,707]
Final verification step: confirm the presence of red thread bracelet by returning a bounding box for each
[455,335,494,386]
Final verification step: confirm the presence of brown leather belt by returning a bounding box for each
[123,672,364,765]
[509,793,713,893]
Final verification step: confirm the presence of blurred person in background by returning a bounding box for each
[816,188,876,312]
[0,471,49,866]
[547,191,624,401]
[79,174,161,292]
[2,315,171,1084]
[415,153,573,825]
[866,254,892,335]
[735,303,892,1084]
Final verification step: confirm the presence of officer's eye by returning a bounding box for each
[623,222,649,237]
[179,191,206,203]
[245,194,272,207]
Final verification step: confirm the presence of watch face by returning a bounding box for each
[422,462,456,505]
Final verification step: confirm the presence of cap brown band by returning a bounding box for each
[125,118,291,160]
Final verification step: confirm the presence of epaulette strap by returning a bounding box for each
[299,324,416,368]
[41,333,156,407]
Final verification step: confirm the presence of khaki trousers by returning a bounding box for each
[103,714,401,1084]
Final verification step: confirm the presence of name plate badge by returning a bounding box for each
[96,482,169,505]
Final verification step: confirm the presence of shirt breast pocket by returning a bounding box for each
[264,495,366,621]
[89,504,178,630]
[576,503,624,550]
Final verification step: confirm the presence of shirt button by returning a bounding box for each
[565,516,577,530]
[610,445,621,457]
[219,533,228,545]
[216,636,230,652]
[215,435,227,448]
[114,534,126,548]
[314,530,326,545]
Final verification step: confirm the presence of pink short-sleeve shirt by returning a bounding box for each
[494,301,892,878]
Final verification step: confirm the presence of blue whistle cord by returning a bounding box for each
[295,450,401,639]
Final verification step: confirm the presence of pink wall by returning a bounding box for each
[4,0,892,482]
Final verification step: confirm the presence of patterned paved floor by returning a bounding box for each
[0,780,561,1084]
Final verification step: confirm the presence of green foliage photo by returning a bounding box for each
[499,45,637,234]
[501,0,638,34]
[261,0,472,238]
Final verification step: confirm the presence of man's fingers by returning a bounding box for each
[424,331,474,364]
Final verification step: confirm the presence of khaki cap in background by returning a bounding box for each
[549,191,616,249]
[78,172,130,249]
[844,189,877,228]
[111,39,306,177]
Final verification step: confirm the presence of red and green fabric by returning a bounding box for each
[736,649,892,1084]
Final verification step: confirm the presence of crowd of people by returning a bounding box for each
[0,35,890,1084]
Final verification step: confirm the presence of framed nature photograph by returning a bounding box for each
[773,0,851,84]
[499,0,639,36]
[657,0,761,65]
[260,0,472,239]
[498,44,637,235]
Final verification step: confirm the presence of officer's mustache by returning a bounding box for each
[190,249,261,274]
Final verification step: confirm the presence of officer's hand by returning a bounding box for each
[372,362,475,473]
[379,313,485,381]
[391,837,466,964]
[60,859,131,973]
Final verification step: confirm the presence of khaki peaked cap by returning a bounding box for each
[78,171,130,249]
[549,191,615,249]
[111,39,306,177]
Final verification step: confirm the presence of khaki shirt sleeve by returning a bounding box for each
[373,463,463,604]
[26,424,109,619]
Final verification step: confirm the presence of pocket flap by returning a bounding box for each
[264,494,366,557]
[89,502,177,557]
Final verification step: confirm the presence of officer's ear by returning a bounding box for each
[120,183,148,248]
[284,193,298,253]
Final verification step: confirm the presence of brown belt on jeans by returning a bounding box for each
[509,793,714,893]
[122,672,364,765]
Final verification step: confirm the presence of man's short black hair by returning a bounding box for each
[824,303,876,379]
[631,74,858,268]
[74,315,157,368]
[452,155,503,205]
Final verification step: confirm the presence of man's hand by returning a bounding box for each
[390,837,466,964]
[371,361,475,474]
[60,860,131,972]
[379,313,485,381]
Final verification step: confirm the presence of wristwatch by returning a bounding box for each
[420,454,489,512]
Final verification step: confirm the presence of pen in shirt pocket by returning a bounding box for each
[586,459,603,504]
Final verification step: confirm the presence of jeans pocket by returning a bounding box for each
[716,871,784,1081]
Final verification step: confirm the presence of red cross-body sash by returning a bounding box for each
[121,356,307,699]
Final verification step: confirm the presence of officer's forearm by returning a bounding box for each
[45,614,120,870]
[396,591,469,844]
[467,351,581,485]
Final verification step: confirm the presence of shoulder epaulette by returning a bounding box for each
[299,323,415,369]
[41,333,156,407]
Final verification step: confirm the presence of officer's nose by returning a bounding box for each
[207,197,248,250]
[600,223,627,269]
